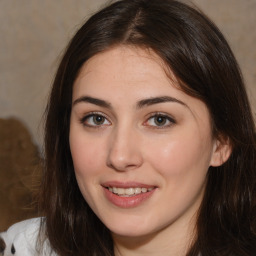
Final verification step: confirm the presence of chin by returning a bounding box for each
[104,217,159,239]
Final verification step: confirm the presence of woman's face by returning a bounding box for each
[69,46,221,241]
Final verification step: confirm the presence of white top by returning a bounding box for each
[0,218,56,256]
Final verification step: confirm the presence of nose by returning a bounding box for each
[106,126,143,172]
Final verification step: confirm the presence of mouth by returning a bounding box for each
[106,186,154,197]
[101,182,157,208]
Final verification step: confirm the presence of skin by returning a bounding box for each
[69,46,231,256]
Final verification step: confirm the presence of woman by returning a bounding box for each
[1,0,256,255]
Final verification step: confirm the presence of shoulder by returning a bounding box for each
[0,218,56,256]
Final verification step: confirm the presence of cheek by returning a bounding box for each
[69,131,105,180]
[145,129,213,179]
[69,132,106,208]
[143,130,213,218]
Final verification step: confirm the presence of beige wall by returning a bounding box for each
[0,0,255,146]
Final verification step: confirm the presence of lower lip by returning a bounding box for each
[103,187,156,208]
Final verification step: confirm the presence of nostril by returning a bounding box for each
[0,237,6,254]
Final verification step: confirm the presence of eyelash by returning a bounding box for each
[144,112,176,128]
[80,112,111,128]
[80,112,176,129]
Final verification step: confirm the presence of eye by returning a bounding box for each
[145,113,175,128]
[81,113,111,127]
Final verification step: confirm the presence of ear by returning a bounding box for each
[210,136,232,167]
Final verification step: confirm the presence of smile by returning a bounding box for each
[102,182,157,208]
[107,187,154,197]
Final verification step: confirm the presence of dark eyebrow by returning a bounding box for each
[73,96,112,109]
[73,95,188,110]
[137,96,187,109]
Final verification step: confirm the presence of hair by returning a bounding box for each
[39,0,256,255]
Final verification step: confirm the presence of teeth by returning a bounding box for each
[134,188,141,194]
[125,188,135,195]
[141,188,147,193]
[108,187,154,197]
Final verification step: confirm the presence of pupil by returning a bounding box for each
[155,116,166,126]
[94,115,104,124]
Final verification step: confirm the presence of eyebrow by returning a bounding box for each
[72,95,187,109]
[136,96,187,109]
[73,96,112,108]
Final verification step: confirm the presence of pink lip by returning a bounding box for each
[101,181,157,208]
[101,181,155,189]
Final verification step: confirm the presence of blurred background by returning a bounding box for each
[0,0,255,231]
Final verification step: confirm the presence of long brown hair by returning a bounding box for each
[39,0,256,255]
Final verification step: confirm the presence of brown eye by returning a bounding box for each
[93,115,105,125]
[154,116,167,126]
[81,113,111,127]
[145,114,176,128]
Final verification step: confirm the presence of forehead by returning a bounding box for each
[73,46,180,97]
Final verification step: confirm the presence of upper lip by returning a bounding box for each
[101,181,157,189]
